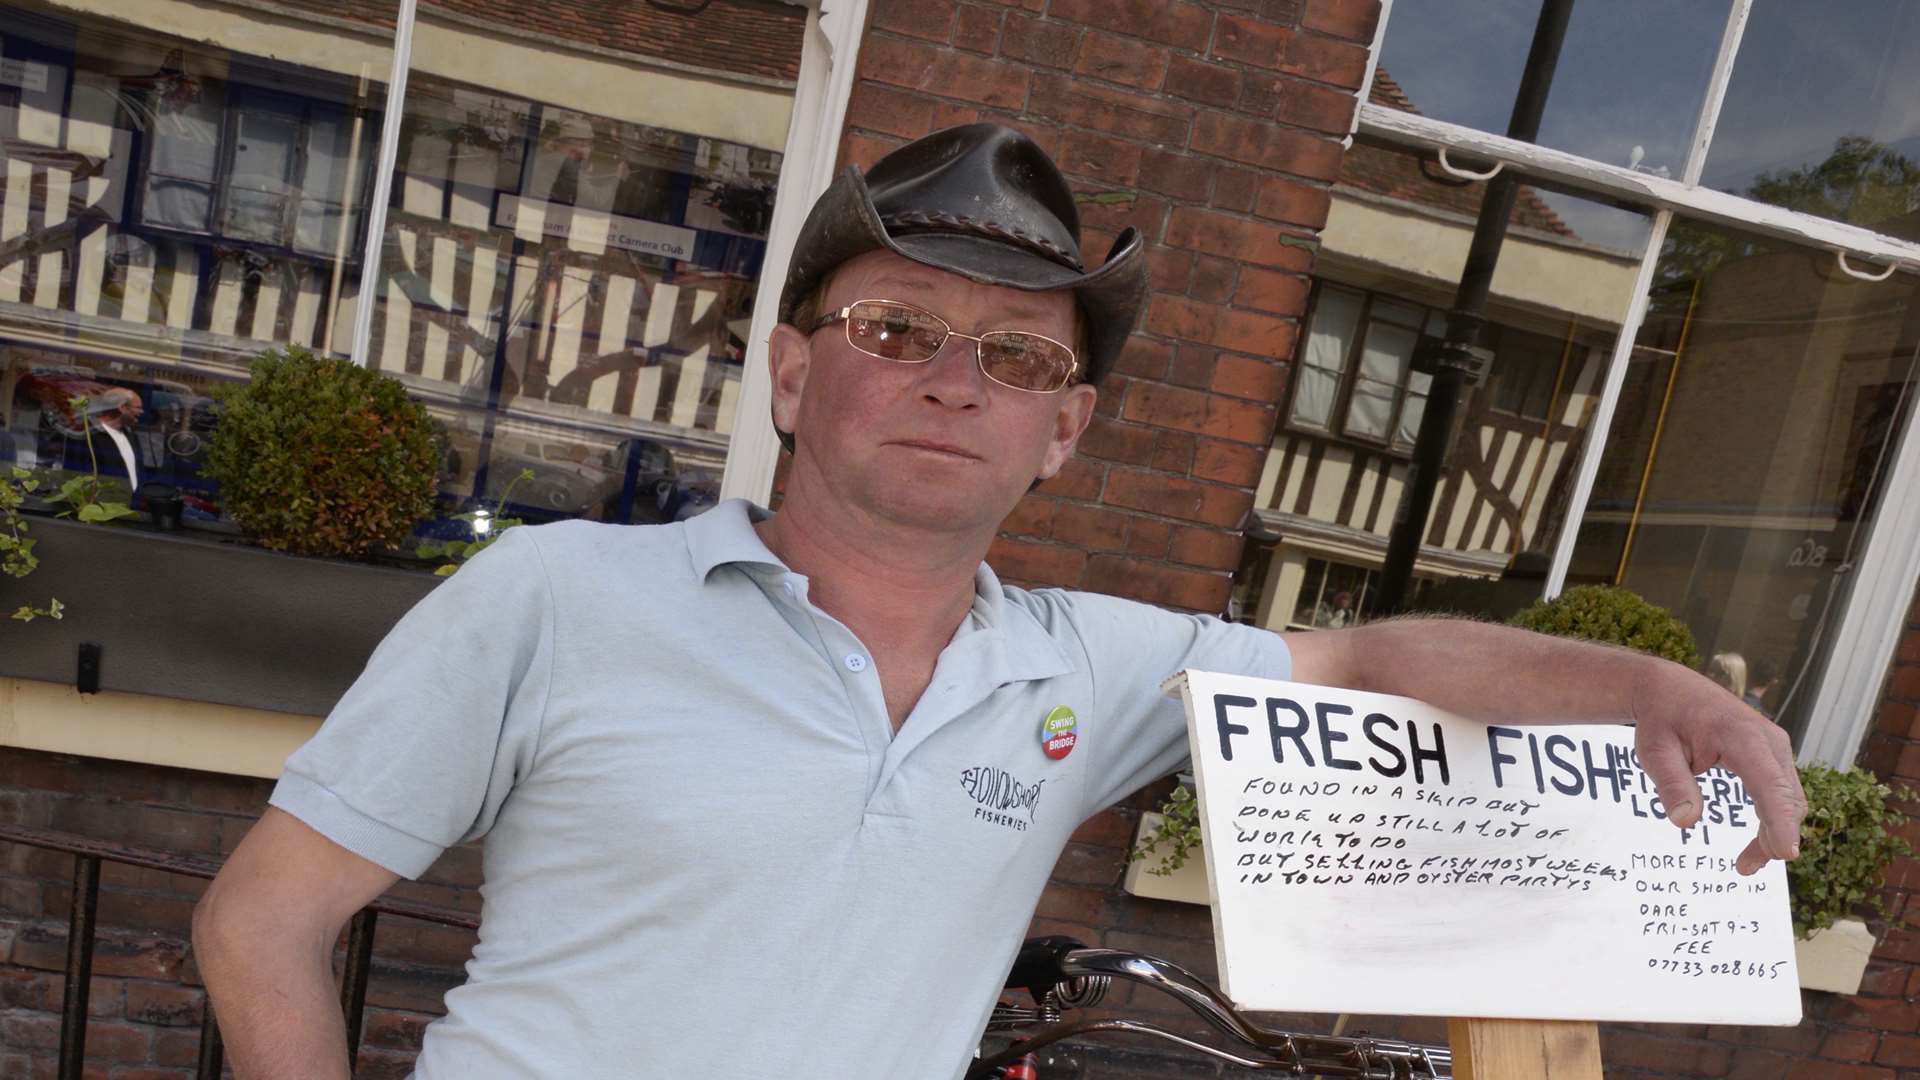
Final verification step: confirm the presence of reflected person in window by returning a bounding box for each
[194,124,1808,1080]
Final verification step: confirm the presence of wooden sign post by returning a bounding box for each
[1167,670,1800,1078]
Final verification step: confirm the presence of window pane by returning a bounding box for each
[229,106,299,191]
[1256,143,1650,626]
[220,188,287,243]
[1290,364,1341,429]
[1565,221,1920,745]
[373,0,803,536]
[1704,1,1920,234]
[148,83,226,182]
[141,178,213,232]
[1377,0,1731,178]
[1304,286,1363,373]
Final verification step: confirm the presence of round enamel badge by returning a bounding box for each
[1040,705,1078,761]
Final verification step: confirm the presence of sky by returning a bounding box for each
[1377,0,1920,250]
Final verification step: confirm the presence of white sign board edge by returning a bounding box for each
[1163,669,1802,1026]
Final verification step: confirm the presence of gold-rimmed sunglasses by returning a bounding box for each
[811,299,1080,393]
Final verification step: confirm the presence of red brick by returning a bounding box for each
[990,535,1087,586]
[1115,338,1173,380]
[1899,629,1920,663]
[1241,71,1359,133]
[1104,467,1254,528]
[925,50,1031,109]
[1034,882,1111,923]
[1078,191,1168,240]
[1824,1028,1880,1062]
[1145,247,1194,296]
[1169,344,1215,389]
[1800,1060,1894,1079]
[1073,31,1169,90]
[1191,110,1343,179]
[1000,494,1055,537]
[1212,14,1370,87]
[1001,14,1080,68]
[1165,55,1240,108]
[1302,0,1381,42]
[1254,176,1333,228]
[1138,149,1213,202]
[1051,503,1132,551]
[1127,517,1173,557]
[1164,207,1291,266]
[10,925,185,981]
[1085,555,1232,613]
[1234,265,1310,315]
[125,981,204,1027]
[1146,294,1299,362]
[953,4,1004,52]
[860,34,941,91]
[929,102,982,130]
[1030,74,1192,144]
[1151,429,1196,473]
[1069,807,1135,847]
[1054,128,1144,186]
[1037,455,1104,501]
[1194,438,1267,486]
[1077,416,1159,465]
[1171,526,1245,570]
[1600,1031,1730,1075]
[838,129,904,172]
[1212,166,1261,213]
[363,1009,432,1052]
[1185,256,1233,304]
[1047,0,1213,52]
[846,83,935,140]
[1895,664,1920,701]
[1123,380,1273,444]
[871,0,958,42]
[1213,353,1287,402]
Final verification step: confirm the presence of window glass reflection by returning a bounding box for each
[1704,0,1920,236]
[1377,1,1730,178]
[1567,223,1919,742]
[1254,143,1649,625]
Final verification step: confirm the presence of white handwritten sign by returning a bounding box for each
[1170,669,1801,1025]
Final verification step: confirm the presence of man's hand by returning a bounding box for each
[1628,659,1807,876]
[1286,616,1809,874]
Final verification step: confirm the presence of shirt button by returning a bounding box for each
[843,653,868,673]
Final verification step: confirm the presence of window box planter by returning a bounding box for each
[0,515,435,716]
[1794,916,1875,995]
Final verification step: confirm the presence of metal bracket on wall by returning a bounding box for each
[76,643,101,695]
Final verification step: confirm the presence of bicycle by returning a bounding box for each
[970,937,1452,1078]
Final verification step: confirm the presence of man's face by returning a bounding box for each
[768,250,1099,534]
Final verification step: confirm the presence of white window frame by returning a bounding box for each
[1352,0,1920,766]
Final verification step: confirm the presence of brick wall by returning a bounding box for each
[841,0,1371,617]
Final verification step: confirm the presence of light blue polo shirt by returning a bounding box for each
[270,500,1291,1079]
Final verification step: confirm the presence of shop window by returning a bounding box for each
[1289,557,1380,630]
[1288,284,1433,453]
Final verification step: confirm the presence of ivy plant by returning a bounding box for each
[1129,781,1201,877]
[2,465,60,621]
[1789,764,1915,939]
[416,468,535,576]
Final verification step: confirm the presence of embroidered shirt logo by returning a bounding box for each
[960,766,1045,832]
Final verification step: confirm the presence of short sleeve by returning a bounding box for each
[1058,591,1291,816]
[268,526,556,878]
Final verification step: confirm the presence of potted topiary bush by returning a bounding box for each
[1507,584,1701,668]
[1789,764,1914,993]
[202,346,442,558]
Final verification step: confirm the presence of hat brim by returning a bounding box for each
[780,166,1148,385]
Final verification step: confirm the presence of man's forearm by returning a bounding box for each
[1336,615,1656,728]
[194,907,353,1080]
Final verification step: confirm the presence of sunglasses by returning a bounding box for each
[811,299,1080,393]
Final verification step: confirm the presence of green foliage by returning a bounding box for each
[417,469,534,576]
[1130,783,1202,876]
[2,465,61,621]
[1506,585,1701,668]
[204,347,442,557]
[44,396,134,525]
[1789,764,1916,940]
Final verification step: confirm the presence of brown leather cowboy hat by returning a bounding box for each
[777,123,1149,387]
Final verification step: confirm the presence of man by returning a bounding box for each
[194,125,1805,1079]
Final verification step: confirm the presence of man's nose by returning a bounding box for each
[916,333,990,409]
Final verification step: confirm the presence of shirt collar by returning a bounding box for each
[683,499,787,580]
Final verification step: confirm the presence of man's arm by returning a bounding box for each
[193,808,400,1080]
[1281,616,1806,877]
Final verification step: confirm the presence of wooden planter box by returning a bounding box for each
[1121,810,1214,906]
[1795,916,1875,994]
[0,515,437,716]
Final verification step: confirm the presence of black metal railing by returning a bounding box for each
[0,823,478,1079]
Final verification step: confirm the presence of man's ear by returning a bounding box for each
[767,322,813,439]
[1036,382,1099,481]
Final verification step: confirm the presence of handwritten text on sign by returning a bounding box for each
[1172,670,1800,1025]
